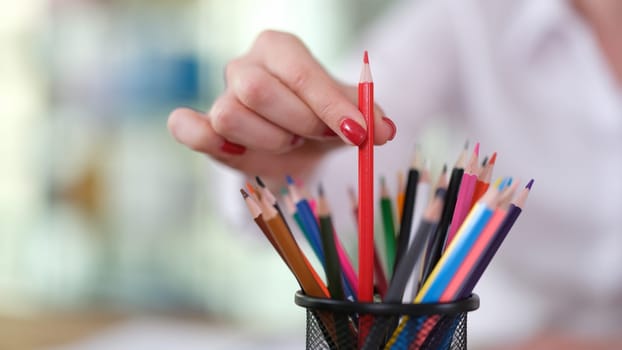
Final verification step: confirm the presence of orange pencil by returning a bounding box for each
[471,152,496,207]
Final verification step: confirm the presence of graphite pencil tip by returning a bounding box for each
[318,183,325,197]
[442,163,448,174]
[280,187,288,196]
[464,139,470,150]
[255,176,266,188]
[481,156,489,167]
[240,188,249,199]
[363,50,369,64]
[526,179,535,189]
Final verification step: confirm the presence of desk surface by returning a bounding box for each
[0,312,304,350]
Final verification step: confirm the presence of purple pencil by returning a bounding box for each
[458,179,533,297]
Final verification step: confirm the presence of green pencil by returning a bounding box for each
[380,177,397,276]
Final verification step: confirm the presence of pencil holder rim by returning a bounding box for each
[294,291,479,316]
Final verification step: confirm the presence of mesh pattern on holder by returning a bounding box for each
[296,292,478,350]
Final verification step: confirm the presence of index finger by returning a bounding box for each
[249,31,369,146]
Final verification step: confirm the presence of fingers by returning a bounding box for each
[341,85,397,145]
[225,62,326,137]
[209,93,305,153]
[249,30,373,145]
[168,107,245,159]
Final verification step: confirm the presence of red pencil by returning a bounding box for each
[358,51,374,303]
[358,51,374,346]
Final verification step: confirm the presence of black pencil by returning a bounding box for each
[420,142,467,282]
[393,146,421,275]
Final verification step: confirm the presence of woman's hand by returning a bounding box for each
[168,30,396,181]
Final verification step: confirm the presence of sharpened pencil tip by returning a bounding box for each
[489,152,497,165]
[442,163,448,174]
[280,187,288,195]
[245,182,255,194]
[474,142,480,156]
[526,179,534,189]
[285,175,295,185]
[380,176,386,186]
[318,183,324,196]
[255,176,265,188]
[240,189,249,198]
[464,139,469,149]
[481,156,489,167]
[363,50,369,64]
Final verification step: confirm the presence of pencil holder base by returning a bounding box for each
[295,291,479,350]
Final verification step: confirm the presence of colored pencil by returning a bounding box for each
[287,175,325,266]
[446,142,480,247]
[385,184,500,349]
[358,50,375,303]
[459,179,533,297]
[393,146,421,274]
[416,183,500,303]
[318,184,345,300]
[361,192,444,350]
[241,189,288,267]
[252,189,330,298]
[420,144,467,283]
[440,179,519,301]
[358,50,375,345]
[396,171,405,221]
[471,152,497,207]
[380,176,397,276]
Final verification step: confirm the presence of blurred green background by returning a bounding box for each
[0,0,396,348]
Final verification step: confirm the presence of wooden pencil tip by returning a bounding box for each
[240,189,249,198]
[255,176,266,188]
[526,179,534,190]
[363,50,369,64]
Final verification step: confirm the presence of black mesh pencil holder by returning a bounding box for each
[295,291,479,350]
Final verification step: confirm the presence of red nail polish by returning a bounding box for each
[382,116,397,141]
[339,118,367,146]
[221,140,246,155]
[322,128,338,137]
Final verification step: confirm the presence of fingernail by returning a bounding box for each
[290,135,304,146]
[339,118,367,146]
[382,116,397,141]
[221,140,246,155]
[322,128,338,137]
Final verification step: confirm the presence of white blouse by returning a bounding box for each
[316,0,622,343]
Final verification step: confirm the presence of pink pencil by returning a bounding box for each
[440,180,519,301]
[333,233,359,297]
[445,142,480,248]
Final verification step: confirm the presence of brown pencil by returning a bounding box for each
[257,193,330,298]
